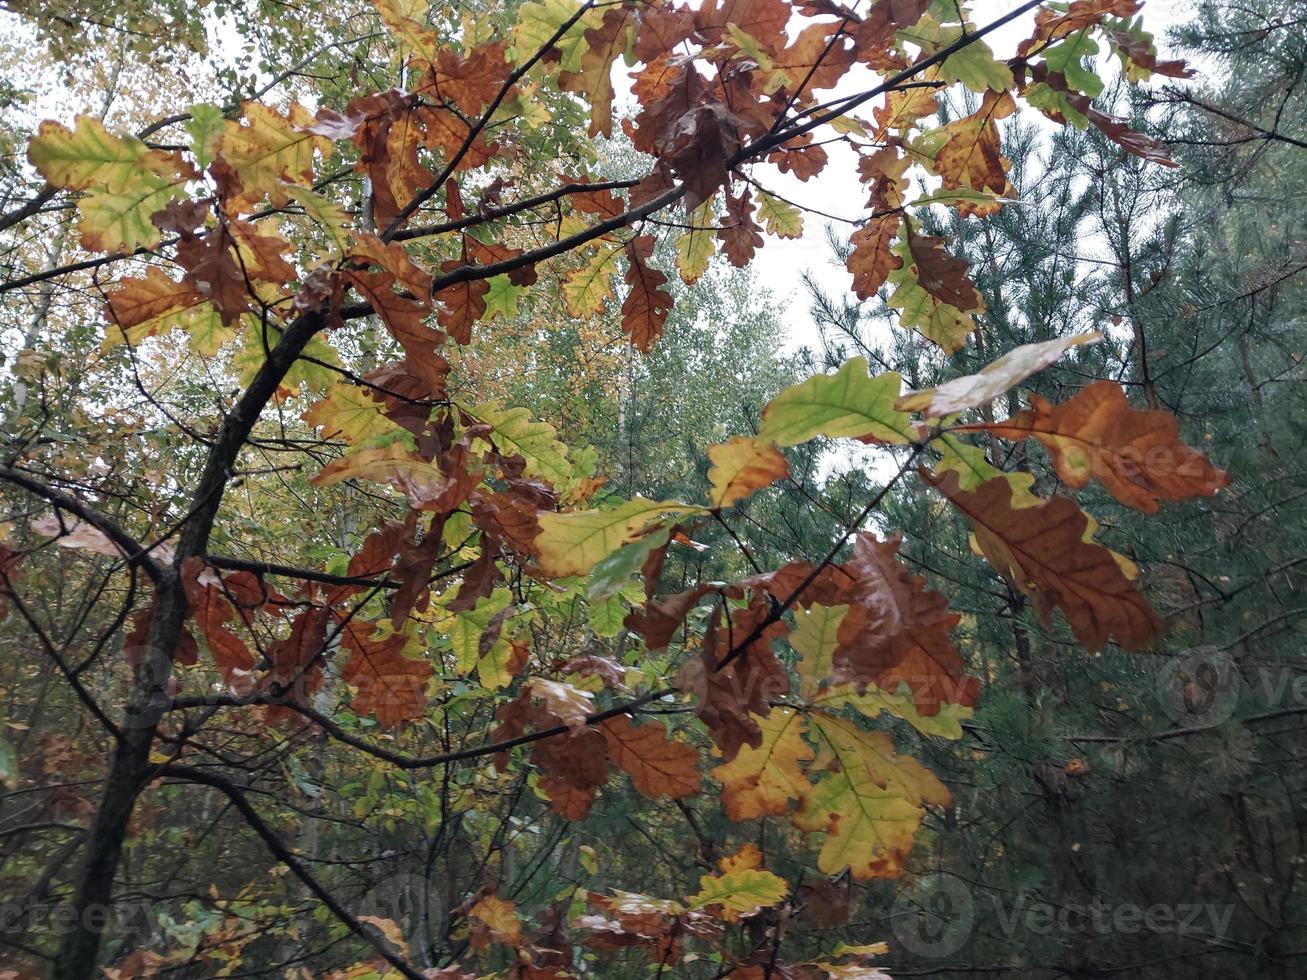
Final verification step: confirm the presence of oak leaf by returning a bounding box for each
[558,7,635,138]
[600,714,701,799]
[828,533,979,715]
[301,383,399,445]
[756,190,803,238]
[675,201,717,284]
[535,498,705,577]
[528,678,596,734]
[28,115,197,251]
[706,436,789,508]
[263,606,331,724]
[758,357,912,447]
[181,558,255,683]
[925,469,1162,651]
[622,235,674,352]
[718,189,763,268]
[847,214,902,301]
[540,776,597,820]
[903,227,983,313]
[885,236,980,353]
[436,263,491,344]
[977,380,1231,513]
[795,714,951,878]
[897,332,1101,418]
[687,864,787,918]
[469,894,523,951]
[339,621,433,728]
[218,101,330,211]
[934,90,1016,196]
[710,707,813,820]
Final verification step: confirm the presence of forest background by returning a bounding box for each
[0,1,1304,978]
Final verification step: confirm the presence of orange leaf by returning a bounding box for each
[339,621,433,728]
[181,558,254,683]
[436,263,489,345]
[718,188,763,268]
[847,214,902,301]
[426,40,513,116]
[600,714,701,799]
[621,235,674,353]
[975,380,1231,513]
[925,469,1162,651]
[540,776,597,820]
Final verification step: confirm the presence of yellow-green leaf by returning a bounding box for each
[302,382,401,445]
[28,116,195,252]
[219,102,330,211]
[756,189,804,239]
[886,239,980,353]
[535,498,706,577]
[675,201,716,284]
[563,244,619,317]
[706,436,789,508]
[473,402,572,485]
[450,589,513,675]
[795,713,951,878]
[285,185,353,254]
[511,0,601,72]
[758,357,913,447]
[687,867,788,915]
[710,707,813,821]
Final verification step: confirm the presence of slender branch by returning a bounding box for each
[0,465,162,583]
[380,0,601,238]
[391,179,638,242]
[158,765,427,980]
[1167,91,1307,150]
[168,686,673,770]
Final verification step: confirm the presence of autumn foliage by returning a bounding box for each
[0,0,1230,977]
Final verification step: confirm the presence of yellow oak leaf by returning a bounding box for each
[706,436,789,508]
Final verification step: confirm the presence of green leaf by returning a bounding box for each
[28,116,194,253]
[587,524,672,602]
[795,713,951,878]
[756,189,804,238]
[473,402,572,485]
[536,498,705,577]
[589,592,631,637]
[563,243,619,316]
[1044,34,1105,98]
[483,274,524,319]
[757,357,913,447]
[450,589,513,674]
[941,36,1015,92]
[185,103,225,168]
